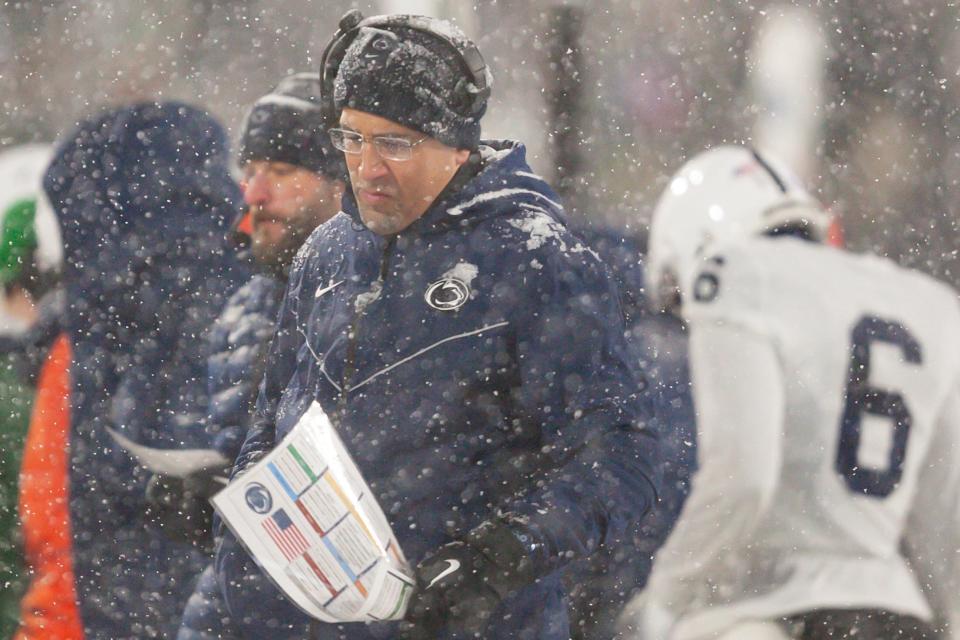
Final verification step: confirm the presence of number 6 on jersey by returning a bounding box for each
[836,316,922,498]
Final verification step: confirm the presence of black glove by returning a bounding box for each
[402,520,538,639]
[144,466,230,551]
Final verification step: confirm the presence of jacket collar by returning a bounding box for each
[340,140,565,241]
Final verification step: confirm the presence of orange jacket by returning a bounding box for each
[16,335,82,640]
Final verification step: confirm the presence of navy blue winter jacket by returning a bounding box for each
[205,273,286,461]
[217,141,660,639]
[178,272,285,640]
[569,310,697,638]
[44,102,247,639]
[557,227,696,638]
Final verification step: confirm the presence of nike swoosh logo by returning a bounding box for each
[315,280,344,299]
[426,559,460,590]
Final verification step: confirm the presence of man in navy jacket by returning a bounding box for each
[216,13,660,639]
[177,73,344,640]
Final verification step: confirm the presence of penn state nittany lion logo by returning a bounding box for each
[249,106,270,125]
[424,278,470,311]
[244,482,273,514]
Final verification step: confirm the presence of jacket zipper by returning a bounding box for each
[312,238,394,640]
[335,236,396,425]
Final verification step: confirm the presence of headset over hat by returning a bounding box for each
[319,10,492,150]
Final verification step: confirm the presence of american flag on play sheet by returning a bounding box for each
[263,508,311,560]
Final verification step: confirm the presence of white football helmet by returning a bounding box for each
[646,145,831,312]
[0,143,62,273]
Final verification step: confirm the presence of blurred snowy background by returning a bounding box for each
[0,0,956,284]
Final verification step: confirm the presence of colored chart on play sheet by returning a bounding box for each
[212,401,415,623]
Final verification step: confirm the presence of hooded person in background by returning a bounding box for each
[175,72,344,640]
[43,102,247,639]
[216,12,660,639]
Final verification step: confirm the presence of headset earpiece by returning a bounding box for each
[459,46,490,112]
[319,11,365,130]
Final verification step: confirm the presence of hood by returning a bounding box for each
[44,101,242,332]
[341,140,566,238]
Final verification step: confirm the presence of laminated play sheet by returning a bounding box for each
[212,401,414,622]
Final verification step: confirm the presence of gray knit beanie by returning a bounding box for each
[240,72,342,178]
[333,18,490,150]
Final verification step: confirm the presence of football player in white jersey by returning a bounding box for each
[619,146,960,640]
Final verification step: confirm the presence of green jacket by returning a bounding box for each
[0,353,32,639]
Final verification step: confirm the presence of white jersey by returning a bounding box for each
[626,237,960,639]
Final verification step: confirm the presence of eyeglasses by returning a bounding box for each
[328,128,428,162]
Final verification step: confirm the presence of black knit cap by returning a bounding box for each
[239,72,342,178]
[332,17,490,150]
